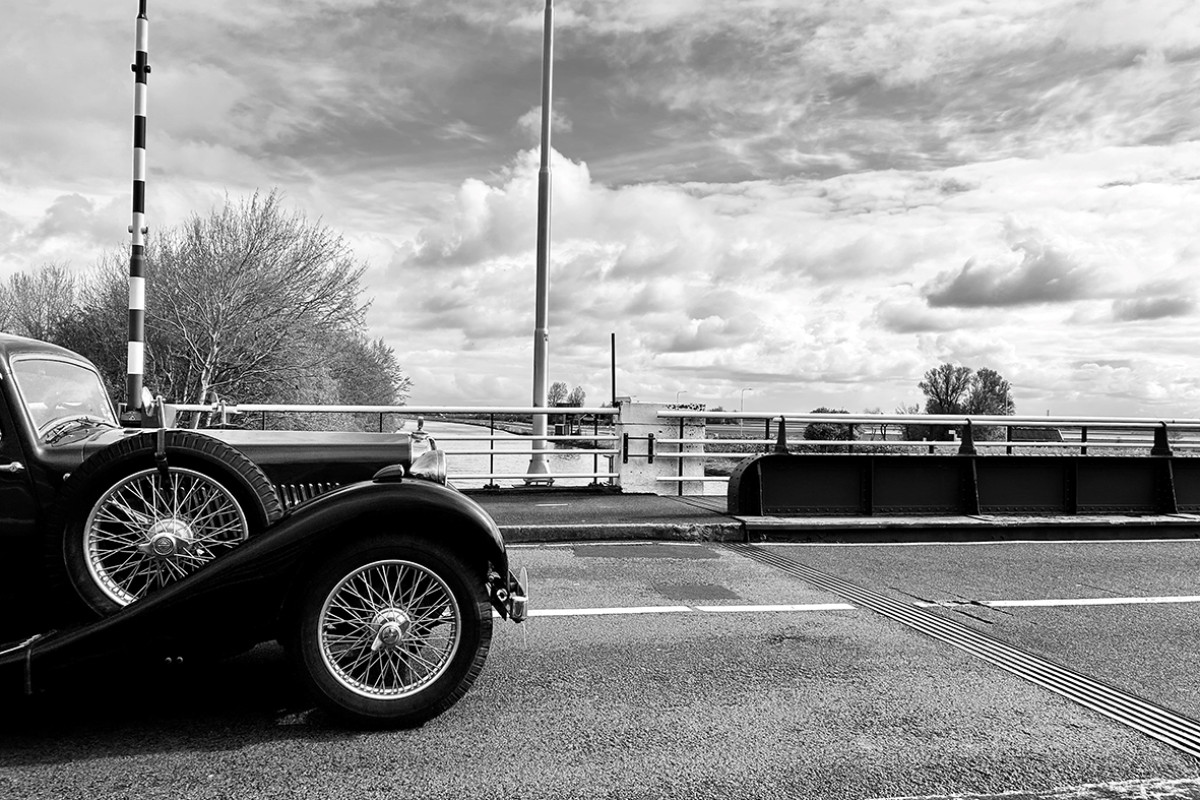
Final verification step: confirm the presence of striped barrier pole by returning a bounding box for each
[125,0,150,417]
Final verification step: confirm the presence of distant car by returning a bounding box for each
[0,333,526,726]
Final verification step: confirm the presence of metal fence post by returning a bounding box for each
[677,417,685,496]
[1152,422,1173,457]
[591,415,599,485]
[486,413,500,490]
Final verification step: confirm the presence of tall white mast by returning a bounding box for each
[527,0,554,480]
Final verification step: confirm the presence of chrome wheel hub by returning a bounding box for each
[143,518,195,558]
[373,609,412,651]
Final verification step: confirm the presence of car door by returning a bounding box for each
[0,374,41,622]
[0,378,37,526]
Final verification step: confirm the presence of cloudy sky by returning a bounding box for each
[2,0,1199,417]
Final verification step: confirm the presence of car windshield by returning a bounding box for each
[11,357,118,438]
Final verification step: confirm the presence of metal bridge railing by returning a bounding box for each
[652,410,1200,491]
[164,403,1200,496]
[168,403,620,488]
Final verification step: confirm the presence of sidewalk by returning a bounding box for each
[467,489,742,543]
[467,489,1200,544]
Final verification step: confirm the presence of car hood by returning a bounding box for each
[52,427,421,495]
[198,429,416,469]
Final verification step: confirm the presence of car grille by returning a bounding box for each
[275,482,339,509]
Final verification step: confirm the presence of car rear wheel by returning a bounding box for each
[55,430,283,616]
[289,535,492,728]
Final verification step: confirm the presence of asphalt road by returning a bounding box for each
[2,539,1200,799]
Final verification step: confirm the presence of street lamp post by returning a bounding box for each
[527,0,554,482]
[675,390,687,403]
[740,388,752,433]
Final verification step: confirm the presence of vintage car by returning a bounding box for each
[0,332,527,726]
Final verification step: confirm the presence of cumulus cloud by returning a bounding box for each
[924,230,1099,308]
[29,195,109,242]
[1112,294,1196,322]
[373,138,1200,410]
[874,297,968,333]
[656,315,763,354]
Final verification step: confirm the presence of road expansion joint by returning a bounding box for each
[721,542,1200,760]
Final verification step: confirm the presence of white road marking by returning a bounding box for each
[505,541,1200,615]
[495,602,854,618]
[511,538,1200,549]
[868,776,1200,800]
[529,605,692,617]
[767,538,1200,547]
[508,539,729,548]
[497,594,1200,619]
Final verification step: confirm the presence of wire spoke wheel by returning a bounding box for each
[83,467,249,607]
[318,559,462,700]
[292,537,492,727]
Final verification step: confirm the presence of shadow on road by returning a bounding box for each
[0,643,359,766]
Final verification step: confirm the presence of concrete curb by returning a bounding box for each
[498,516,1200,545]
[499,521,745,544]
[739,514,1200,544]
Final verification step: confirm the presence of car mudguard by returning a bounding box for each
[0,477,509,695]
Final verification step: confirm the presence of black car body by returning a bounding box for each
[0,333,526,726]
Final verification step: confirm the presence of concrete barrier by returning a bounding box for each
[615,400,706,495]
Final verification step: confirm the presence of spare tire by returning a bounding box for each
[54,430,284,616]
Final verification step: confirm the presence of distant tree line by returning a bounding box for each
[0,190,410,429]
[548,381,586,407]
[802,363,1016,445]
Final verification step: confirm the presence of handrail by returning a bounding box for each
[169,403,617,416]
[658,409,1200,429]
[162,403,620,489]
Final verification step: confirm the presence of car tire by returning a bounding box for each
[53,430,283,617]
[288,535,493,728]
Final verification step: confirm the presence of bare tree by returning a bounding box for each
[54,191,410,426]
[918,363,973,415]
[965,367,1015,415]
[917,363,1015,442]
[566,385,586,407]
[0,263,76,340]
[329,335,412,406]
[53,258,128,399]
[147,190,368,411]
[548,381,569,406]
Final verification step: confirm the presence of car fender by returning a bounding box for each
[276,476,508,579]
[1,477,508,694]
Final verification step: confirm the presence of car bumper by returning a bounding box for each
[490,567,529,623]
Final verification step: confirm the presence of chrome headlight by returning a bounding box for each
[410,430,433,458]
[409,448,447,485]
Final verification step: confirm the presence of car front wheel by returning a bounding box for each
[289,535,493,728]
